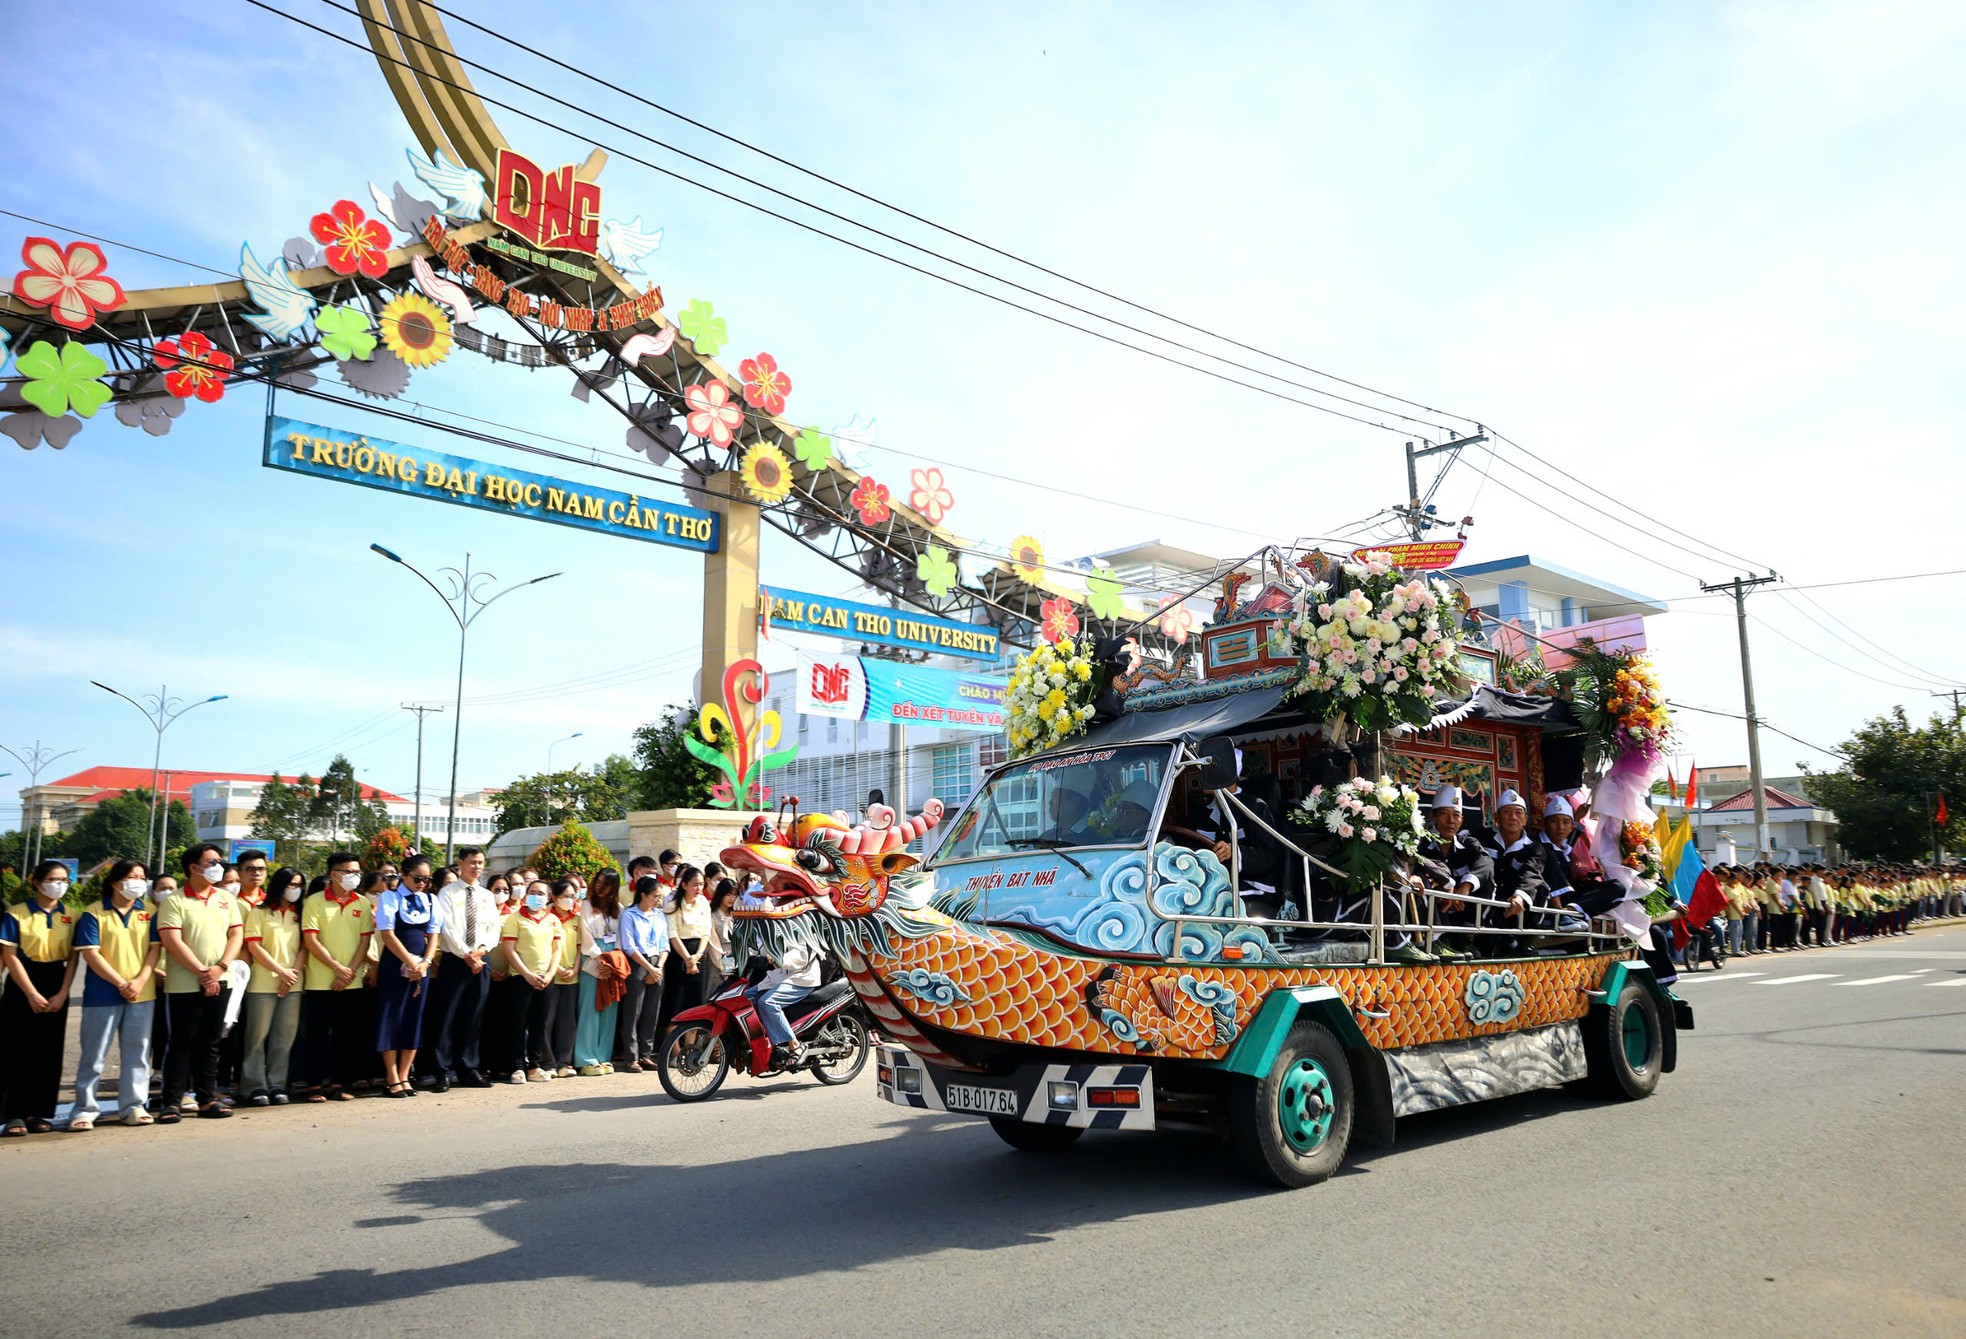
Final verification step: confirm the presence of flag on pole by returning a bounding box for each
[1684,763,1698,810]
[1939,793,1950,826]
[1667,767,1679,802]
[1659,812,1694,886]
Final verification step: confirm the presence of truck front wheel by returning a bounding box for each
[1227,1020,1354,1188]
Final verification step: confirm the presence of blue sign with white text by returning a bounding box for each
[264,415,720,552]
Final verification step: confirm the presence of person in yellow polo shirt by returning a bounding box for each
[156,843,246,1123]
[499,882,565,1082]
[1,860,83,1136]
[301,851,374,1103]
[240,867,307,1106]
[69,859,163,1130]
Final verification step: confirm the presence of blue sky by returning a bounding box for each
[4,0,1965,819]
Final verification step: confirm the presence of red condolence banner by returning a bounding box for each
[1353,540,1465,570]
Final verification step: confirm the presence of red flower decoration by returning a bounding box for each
[1041,597,1080,643]
[684,379,745,447]
[12,237,126,331]
[737,352,792,416]
[850,477,892,526]
[309,199,392,278]
[154,332,235,403]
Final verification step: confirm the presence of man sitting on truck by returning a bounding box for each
[1415,785,1492,960]
[1488,789,1556,955]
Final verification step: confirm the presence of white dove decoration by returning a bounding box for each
[600,216,663,276]
[239,241,317,343]
[406,145,488,220]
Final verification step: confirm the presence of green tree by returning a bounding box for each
[528,819,616,879]
[631,705,721,810]
[55,790,195,871]
[1804,707,1965,861]
[494,753,643,836]
[247,772,317,851]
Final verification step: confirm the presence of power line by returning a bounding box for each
[245,0,1450,438]
[1746,612,1933,693]
[1780,589,1962,688]
[414,0,1482,430]
[1666,699,1843,760]
[0,208,236,279]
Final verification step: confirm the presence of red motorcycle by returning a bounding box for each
[657,973,871,1101]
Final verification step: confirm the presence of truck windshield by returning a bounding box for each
[931,745,1170,864]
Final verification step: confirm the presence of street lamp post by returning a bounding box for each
[547,731,584,822]
[90,684,228,873]
[0,745,81,869]
[372,545,559,861]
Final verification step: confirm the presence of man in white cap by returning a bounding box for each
[1540,795,1621,920]
[1488,789,1554,954]
[1415,785,1493,959]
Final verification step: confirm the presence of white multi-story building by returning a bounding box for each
[188,777,502,850]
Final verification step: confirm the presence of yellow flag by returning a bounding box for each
[1659,811,1694,884]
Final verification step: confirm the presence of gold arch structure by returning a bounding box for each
[2,0,1163,725]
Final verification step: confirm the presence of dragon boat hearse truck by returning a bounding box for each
[714,548,1692,1187]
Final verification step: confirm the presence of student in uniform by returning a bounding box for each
[217,849,270,1098]
[500,880,565,1082]
[615,875,669,1071]
[69,859,163,1130]
[155,844,245,1123]
[481,871,521,1082]
[659,866,713,1041]
[0,860,82,1135]
[373,854,443,1098]
[547,879,582,1077]
[240,867,306,1106]
[300,851,374,1102]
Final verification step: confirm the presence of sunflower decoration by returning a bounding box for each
[1009,534,1045,583]
[377,292,454,368]
[739,441,794,504]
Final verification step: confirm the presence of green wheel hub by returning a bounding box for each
[1621,1004,1652,1069]
[1277,1057,1335,1153]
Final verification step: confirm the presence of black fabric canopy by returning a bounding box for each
[1073,684,1293,749]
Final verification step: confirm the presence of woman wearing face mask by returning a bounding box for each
[573,870,625,1076]
[69,860,163,1130]
[479,872,519,1080]
[499,880,565,1082]
[373,855,444,1098]
[702,878,740,999]
[0,860,82,1135]
[658,866,713,1043]
[547,880,581,1077]
[239,867,307,1106]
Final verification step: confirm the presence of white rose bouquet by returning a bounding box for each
[1283,550,1467,732]
[1292,775,1426,894]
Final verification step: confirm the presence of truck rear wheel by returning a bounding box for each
[1227,1020,1353,1188]
[1586,980,1663,1100]
[988,1117,1084,1152]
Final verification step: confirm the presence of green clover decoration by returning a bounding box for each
[917,544,958,597]
[16,339,111,419]
[1084,565,1125,620]
[793,426,834,471]
[316,304,377,361]
[677,299,727,357]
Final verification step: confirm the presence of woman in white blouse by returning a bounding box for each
[658,866,712,1038]
[573,870,624,1076]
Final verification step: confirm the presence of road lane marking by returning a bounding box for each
[1676,972,1765,982]
[1752,974,1841,985]
[1838,974,1924,986]
[1926,978,1966,988]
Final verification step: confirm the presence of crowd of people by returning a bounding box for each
[0,842,748,1135]
[1677,861,1954,966]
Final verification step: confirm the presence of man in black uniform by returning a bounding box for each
[1415,785,1493,961]
[1487,788,1550,957]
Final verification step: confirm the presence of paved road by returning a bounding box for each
[4,928,1963,1338]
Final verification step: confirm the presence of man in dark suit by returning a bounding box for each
[1415,785,1493,960]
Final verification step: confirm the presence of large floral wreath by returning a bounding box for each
[1283,550,1466,732]
[1005,637,1098,758]
[1292,775,1426,893]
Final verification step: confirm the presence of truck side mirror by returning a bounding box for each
[1196,737,1238,791]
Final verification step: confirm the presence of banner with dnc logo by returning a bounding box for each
[795,652,1006,733]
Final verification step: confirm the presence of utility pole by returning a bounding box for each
[1402,432,1489,540]
[1932,688,1964,719]
[1700,573,1780,860]
[402,704,445,853]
